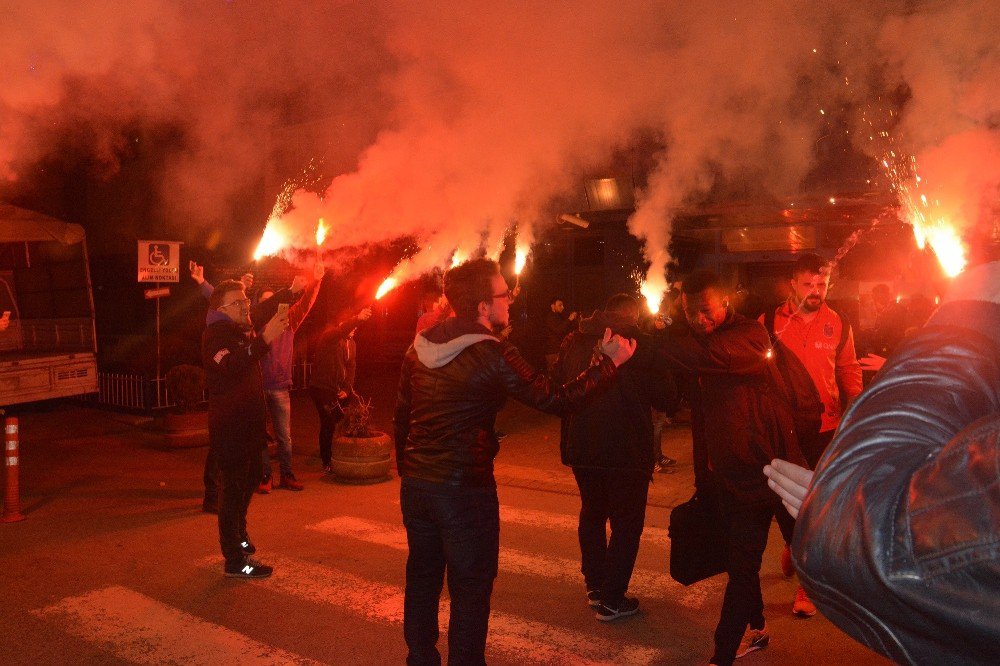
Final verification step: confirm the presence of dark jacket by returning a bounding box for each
[394,317,618,487]
[545,310,575,355]
[202,311,270,468]
[795,300,1000,665]
[556,312,678,472]
[662,310,803,503]
[310,314,364,393]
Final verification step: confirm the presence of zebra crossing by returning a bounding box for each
[29,477,721,665]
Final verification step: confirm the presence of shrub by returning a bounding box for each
[165,364,206,412]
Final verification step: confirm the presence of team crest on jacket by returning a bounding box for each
[823,322,834,338]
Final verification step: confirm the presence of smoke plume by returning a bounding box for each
[1,1,996,289]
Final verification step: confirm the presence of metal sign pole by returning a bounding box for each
[155,281,161,407]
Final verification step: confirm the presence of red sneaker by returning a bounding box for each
[793,586,816,617]
[256,478,272,494]
[780,543,795,578]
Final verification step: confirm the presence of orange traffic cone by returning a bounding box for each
[3,416,25,522]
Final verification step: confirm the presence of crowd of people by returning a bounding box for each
[190,250,999,665]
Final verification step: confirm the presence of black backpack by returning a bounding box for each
[763,306,849,440]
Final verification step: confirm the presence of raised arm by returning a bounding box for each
[661,319,771,376]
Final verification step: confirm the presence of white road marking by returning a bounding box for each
[307,516,716,609]
[198,555,662,665]
[32,585,318,665]
[498,505,671,546]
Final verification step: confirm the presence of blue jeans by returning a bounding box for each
[400,476,499,666]
[262,388,294,478]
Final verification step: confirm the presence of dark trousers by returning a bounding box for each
[571,467,649,605]
[203,447,220,504]
[400,476,499,666]
[218,451,262,565]
[776,428,835,545]
[711,497,779,666]
[310,387,343,466]
[801,428,836,469]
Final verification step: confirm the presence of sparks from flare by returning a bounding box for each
[863,109,968,278]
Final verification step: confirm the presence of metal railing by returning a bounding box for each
[95,362,313,412]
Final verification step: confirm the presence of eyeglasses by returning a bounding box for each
[491,289,512,301]
[221,298,251,310]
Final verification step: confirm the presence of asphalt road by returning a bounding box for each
[0,389,890,665]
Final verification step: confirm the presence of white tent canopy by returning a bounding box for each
[0,203,85,244]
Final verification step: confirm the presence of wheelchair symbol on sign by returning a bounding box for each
[148,244,169,266]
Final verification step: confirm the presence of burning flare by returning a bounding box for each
[253,221,286,260]
[315,218,329,246]
[375,276,399,300]
[514,247,528,275]
[912,218,967,278]
[640,279,666,315]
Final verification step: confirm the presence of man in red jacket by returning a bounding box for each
[762,253,862,616]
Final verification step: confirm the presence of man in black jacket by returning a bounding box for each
[309,306,372,473]
[766,259,1000,665]
[203,280,287,578]
[394,258,636,666]
[556,293,677,621]
[661,270,804,666]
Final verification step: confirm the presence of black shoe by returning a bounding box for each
[224,558,273,579]
[495,430,507,441]
[240,539,256,555]
[594,597,640,621]
[586,589,602,608]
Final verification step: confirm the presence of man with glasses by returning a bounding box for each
[203,280,288,578]
[394,258,637,665]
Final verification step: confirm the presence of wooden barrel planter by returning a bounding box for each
[161,410,209,448]
[330,431,393,484]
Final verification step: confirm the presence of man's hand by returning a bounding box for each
[189,261,205,285]
[357,306,373,321]
[337,390,348,400]
[240,273,254,291]
[600,327,637,367]
[859,353,886,372]
[568,311,578,321]
[943,260,1000,305]
[290,275,307,293]
[313,261,326,282]
[763,458,814,519]
[260,309,289,344]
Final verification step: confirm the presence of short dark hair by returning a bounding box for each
[681,269,722,296]
[444,258,500,320]
[209,280,245,309]
[604,293,640,319]
[792,253,830,278]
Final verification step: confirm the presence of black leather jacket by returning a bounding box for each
[795,300,1000,664]
[394,317,617,487]
[202,312,270,468]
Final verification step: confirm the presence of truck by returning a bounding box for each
[0,203,98,405]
